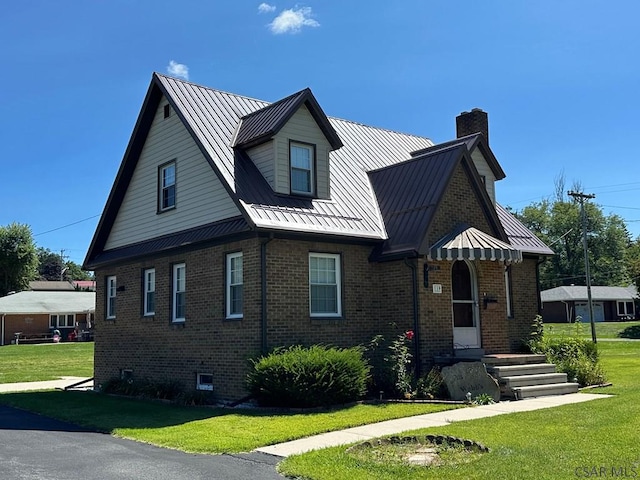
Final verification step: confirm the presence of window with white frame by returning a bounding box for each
[196,373,214,391]
[617,300,634,317]
[172,263,186,322]
[159,162,176,211]
[290,142,314,195]
[309,253,342,317]
[49,314,75,328]
[106,276,117,319]
[143,268,155,316]
[505,266,513,318]
[226,252,243,318]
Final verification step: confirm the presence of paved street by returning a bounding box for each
[0,405,284,480]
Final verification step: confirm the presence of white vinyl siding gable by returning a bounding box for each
[104,98,241,250]
[273,105,331,199]
[470,148,496,204]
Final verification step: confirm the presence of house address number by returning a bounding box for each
[433,284,442,294]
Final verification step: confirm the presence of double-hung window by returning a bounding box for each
[143,268,156,316]
[106,276,116,319]
[226,252,243,319]
[309,253,342,317]
[159,162,176,211]
[290,143,314,195]
[172,263,186,322]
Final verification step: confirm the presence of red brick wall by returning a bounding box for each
[3,314,49,344]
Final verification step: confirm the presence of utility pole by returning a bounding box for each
[567,190,597,344]
[59,249,68,282]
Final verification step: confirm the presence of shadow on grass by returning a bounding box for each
[618,325,640,339]
[0,390,399,433]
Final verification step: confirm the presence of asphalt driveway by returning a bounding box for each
[0,405,285,480]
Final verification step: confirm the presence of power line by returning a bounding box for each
[34,215,101,236]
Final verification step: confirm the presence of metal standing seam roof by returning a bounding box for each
[427,224,523,263]
[0,291,96,314]
[496,204,554,255]
[232,88,342,150]
[85,73,553,267]
[154,73,435,240]
[368,143,466,257]
[541,286,638,303]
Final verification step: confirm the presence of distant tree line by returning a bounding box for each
[513,174,640,293]
[0,222,92,296]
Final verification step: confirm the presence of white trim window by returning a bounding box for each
[309,253,341,317]
[290,143,314,195]
[226,252,243,319]
[50,314,75,328]
[143,268,156,316]
[159,162,176,211]
[106,276,117,319]
[196,373,214,391]
[617,300,635,318]
[172,263,186,322]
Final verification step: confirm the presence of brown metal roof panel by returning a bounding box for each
[496,203,554,255]
[86,217,250,269]
[369,145,466,258]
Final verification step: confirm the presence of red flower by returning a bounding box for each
[405,330,414,340]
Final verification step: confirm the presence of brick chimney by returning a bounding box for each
[456,108,489,144]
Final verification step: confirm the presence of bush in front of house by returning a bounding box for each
[247,345,371,408]
[529,316,606,386]
[101,377,213,405]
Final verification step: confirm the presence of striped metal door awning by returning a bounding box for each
[428,224,523,263]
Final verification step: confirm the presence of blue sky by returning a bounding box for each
[2,1,640,266]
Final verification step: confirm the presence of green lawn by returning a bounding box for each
[0,392,459,453]
[279,340,640,480]
[0,343,94,383]
[544,320,640,339]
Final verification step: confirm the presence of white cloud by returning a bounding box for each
[268,6,319,34]
[167,60,189,80]
[258,3,276,13]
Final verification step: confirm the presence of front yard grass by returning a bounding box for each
[0,343,94,383]
[0,391,459,453]
[279,340,640,480]
[544,320,640,339]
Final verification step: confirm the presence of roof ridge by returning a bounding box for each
[240,88,310,120]
[154,72,271,106]
[155,73,434,143]
[329,115,434,142]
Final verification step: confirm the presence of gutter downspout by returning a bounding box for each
[536,256,544,315]
[260,236,273,354]
[1,314,4,346]
[404,258,421,377]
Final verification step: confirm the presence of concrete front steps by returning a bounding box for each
[483,354,580,400]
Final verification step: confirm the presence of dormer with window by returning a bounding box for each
[232,88,343,200]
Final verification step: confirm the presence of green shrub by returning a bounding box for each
[101,377,214,404]
[530,335,606,386]
[247,345,371,408]
[416,367,448,400]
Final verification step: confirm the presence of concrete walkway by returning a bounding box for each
[0,377,93,393]
[256,392,611,457]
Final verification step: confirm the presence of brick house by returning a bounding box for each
[83,74,552,401]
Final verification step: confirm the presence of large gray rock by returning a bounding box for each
[441,361,500,402]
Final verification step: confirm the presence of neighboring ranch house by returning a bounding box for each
[84,73,553,401]
[0,291,95,345]
[541,285,638,323]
